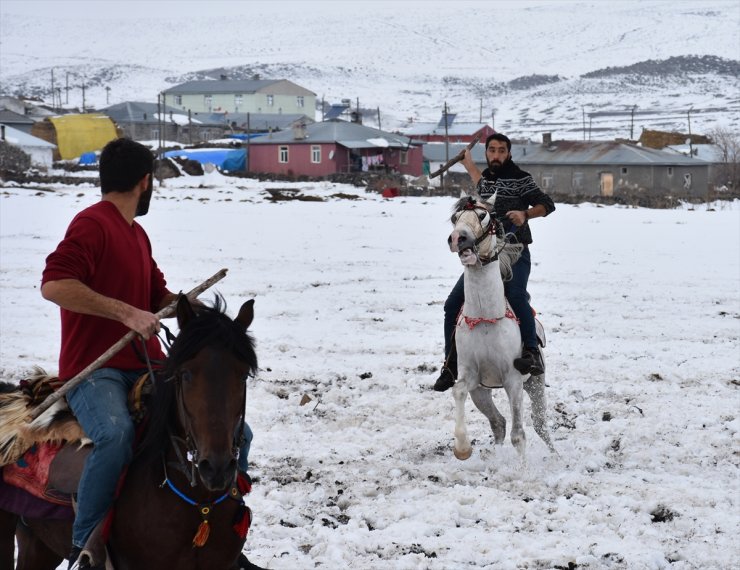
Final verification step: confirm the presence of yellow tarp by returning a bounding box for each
[48,114,118,160]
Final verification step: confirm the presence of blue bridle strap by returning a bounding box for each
[163,475,230,507]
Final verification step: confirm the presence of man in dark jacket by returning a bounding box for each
[434,133,555,391]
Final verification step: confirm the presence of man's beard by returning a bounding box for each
[487,157,511,172]
[488,159,504,172]
[135,181,153,217]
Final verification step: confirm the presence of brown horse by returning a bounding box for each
[0,295,259,569]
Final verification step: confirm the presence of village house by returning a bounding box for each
[191,111,314,135]
[102,101,227,144]
[162,78,317,116]
[0,123,56,169]
[0,109,35,134]
[427,135,711,198]
[247,119,423,177]
[400,115,495,144]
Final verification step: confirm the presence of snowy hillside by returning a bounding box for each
[1,0,739,140]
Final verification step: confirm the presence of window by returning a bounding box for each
[400,150,408,165]
[572,171,584,191]
[620,167,628,175]
[279,146,289,163]
[204,95,212,110]
[541,174,554,189]
[235,94,243,106]
[267,94,274,107]
[667,167,674,176]
[296,96,304,108]
[174,95,182,106]
[151,128,159,139]
[311,145,321,163]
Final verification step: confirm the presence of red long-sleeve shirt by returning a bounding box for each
[42,201,170,381]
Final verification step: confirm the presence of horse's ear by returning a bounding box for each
[234,299,255,332]
[176,294,197,329]
[485,191,498,206]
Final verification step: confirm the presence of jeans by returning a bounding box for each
[66,368,139,548]
[443,248,538,356]
[67,368,254,548]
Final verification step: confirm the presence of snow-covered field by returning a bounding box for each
[1,173,739,569]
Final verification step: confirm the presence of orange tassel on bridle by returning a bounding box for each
[192,506,211,547]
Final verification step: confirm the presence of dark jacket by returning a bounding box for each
[477,159,555,245]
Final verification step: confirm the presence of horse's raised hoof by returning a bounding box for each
[453,446,473,460]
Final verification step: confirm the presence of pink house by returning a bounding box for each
[247,120,424,177]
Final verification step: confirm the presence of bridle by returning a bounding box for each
[169,366,247,488]
[453,197,507,265]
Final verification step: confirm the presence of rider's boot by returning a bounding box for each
[513,346,545,376]
[433,344,457,392]
[238,552,269,570]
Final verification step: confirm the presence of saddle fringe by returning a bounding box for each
[0,366,87,467]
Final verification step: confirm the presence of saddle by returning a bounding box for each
[0,371,152,516]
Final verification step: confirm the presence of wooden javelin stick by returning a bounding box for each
[429,133,482,179]
[30,268,229,420]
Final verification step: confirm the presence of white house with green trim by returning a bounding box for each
[162,79,316,116]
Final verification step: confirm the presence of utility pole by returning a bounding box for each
[630,105,637,140]
[81,82,86,112]
[479,98,483,123]
[491,109,495,131]
[51,69,55,111]
[687,107,694,157]
[377,107,381,130]
[105,86,111,105]
[443,101,450,191]
[65,72,69,104]
[582,106,586,140]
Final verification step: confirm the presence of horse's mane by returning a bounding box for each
[496,239,523,281]
[136,295,257,460]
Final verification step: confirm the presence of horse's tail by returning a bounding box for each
[0,367,87,466]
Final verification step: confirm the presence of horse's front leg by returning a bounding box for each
[504,376,526,458]
[452,377,472,460]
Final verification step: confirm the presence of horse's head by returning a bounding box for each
[166,295,258,491]
[448,195,499,266]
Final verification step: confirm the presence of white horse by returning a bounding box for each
[447,195,554,460]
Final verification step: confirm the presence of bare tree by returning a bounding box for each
[708,128,740,194]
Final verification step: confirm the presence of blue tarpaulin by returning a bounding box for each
[78,151,98,165]
[163,148,246,172]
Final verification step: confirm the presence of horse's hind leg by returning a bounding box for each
[524,374,556,454]
[452,380,473,460]
[0,509,17,570]
[16,519,64,570]
[503,376,526,457]
[468,387,506,445]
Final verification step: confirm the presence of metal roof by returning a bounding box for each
[402,122,489,137]
[515,141,709,166]
[0,109,34,125]
[423,142,486,162]
[423,140,710,167]
[162,79,315,95]
[102,101,190,123]
[163,79,280,94]
[194,112,314,131]
[0,123,56,148]
[249,119,421,149]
